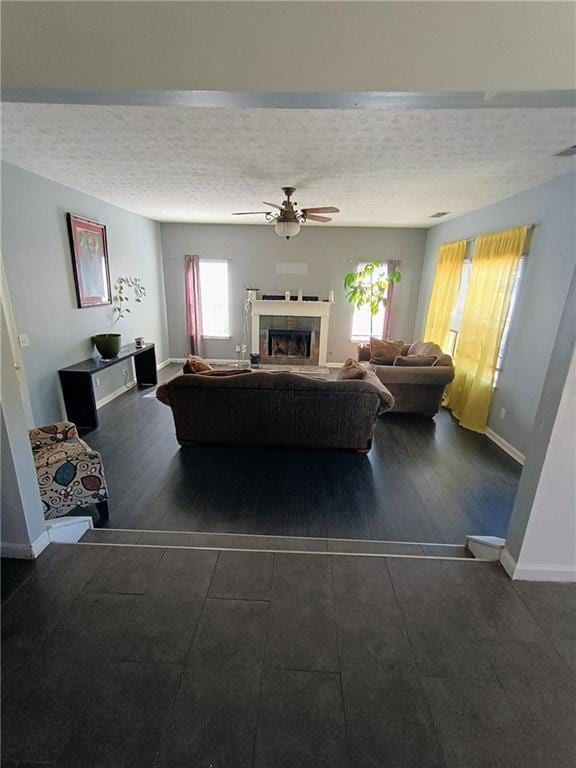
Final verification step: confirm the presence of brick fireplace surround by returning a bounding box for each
[251,299,332,367]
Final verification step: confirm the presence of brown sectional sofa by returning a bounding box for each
[156,369,394,451]
[358,340,455,417]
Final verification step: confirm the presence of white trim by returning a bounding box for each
[501,547,576,582]
[512,563,576,583]
[96,381,136,409]
[73,541,489,561]
[500,546,517,578]
[485,428,525,465]
[1,529,50,559]
[465,535,505,561]
[95,359,171,408]
[46,516,93,543]
[84,526,468,546]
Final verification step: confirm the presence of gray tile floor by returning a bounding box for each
[1,543,575,767]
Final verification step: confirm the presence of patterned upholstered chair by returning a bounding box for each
[28,421,109,522]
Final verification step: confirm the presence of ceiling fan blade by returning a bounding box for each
[232,211,270,215]
[305,214,332,223]
[301,206,340,214]
[262,201,284,211]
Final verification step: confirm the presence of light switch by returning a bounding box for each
[18,334,30,348]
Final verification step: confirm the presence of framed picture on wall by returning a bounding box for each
[67,213,112,307]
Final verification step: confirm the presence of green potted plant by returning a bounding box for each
[344,262,401,338]
[92,276,147,359]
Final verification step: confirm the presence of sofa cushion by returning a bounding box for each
[337,358,366,380]
[183,355,213,373]
[369,338,404,365]
[393,354,438,367]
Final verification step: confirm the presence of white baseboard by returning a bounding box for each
[499,546,517,578]
[500,546,576,582]
[513,562,576,582]
[465,535,505,561]
[96,381,136,409]
[95,359,171,409]
[485,428,525,465]
[1,529,50,559]
[46,516,93,543]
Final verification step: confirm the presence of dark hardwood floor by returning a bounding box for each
[85,364,521,543]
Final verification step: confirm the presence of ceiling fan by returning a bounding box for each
[233,186,340,239]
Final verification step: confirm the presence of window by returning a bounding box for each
[494,257,525,385]
[199,260,230,338]
[351,262,388,341]
[448,254,525,386]
[447,259,473,356]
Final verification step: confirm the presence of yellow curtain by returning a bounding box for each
[423,240,467,349]
[446,226,529,432]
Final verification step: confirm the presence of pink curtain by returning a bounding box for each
[382,260,400,340]
[185,255,203,356]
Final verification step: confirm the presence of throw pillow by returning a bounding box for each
[393,354,438,367]
[183,355,213,374]
[337,358,366,380]
[369,338,404,365]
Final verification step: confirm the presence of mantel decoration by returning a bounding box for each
[344,262,402,338]
[67,213,112,308]
[92,276,147,359]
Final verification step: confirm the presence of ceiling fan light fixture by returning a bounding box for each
[274,219,301,239]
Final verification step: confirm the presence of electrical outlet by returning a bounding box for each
[499,408,507,420]
[235,344,241,353]
[95,377,101,387]
[18,334,30,348]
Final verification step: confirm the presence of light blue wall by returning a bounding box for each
[414,172,576,454]
[2,163,169,426]
[161,223,427,363]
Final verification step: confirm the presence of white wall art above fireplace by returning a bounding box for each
[251,299,332,367]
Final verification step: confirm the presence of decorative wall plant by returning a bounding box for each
[112,276,147,327]
[92,276,148,359]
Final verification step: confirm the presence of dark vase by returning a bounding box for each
[92,333,121,359]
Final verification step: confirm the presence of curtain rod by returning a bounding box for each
[456,223,537,245]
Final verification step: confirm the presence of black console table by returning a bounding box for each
[58,344,157,432]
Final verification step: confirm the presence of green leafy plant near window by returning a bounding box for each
[344,262,402,337]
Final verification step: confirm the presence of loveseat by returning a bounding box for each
[358,340,455,417]
[156,369,394,451]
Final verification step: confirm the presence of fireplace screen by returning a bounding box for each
[268,329,312,359]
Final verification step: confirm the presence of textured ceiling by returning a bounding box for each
[2,103,574,226]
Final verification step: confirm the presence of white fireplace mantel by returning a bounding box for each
[251,299,332,366]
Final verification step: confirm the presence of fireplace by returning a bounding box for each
[251,299,332,367]
[268,330,312,359]
[258,314,321,366]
